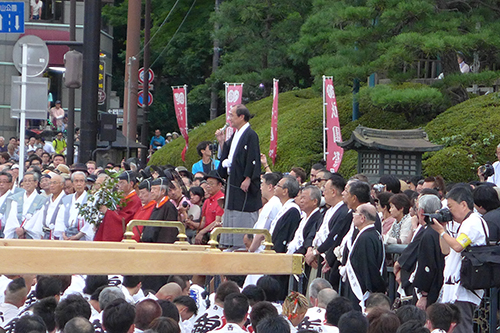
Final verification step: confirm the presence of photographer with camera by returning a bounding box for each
[192,141,220,174]
[477,143,500,185]
[429,185,489,333]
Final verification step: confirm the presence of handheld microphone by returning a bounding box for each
[220,123,230,131]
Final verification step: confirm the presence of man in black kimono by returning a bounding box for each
[269,175,301,300]
[342,203,386,311]
[216,104,262,248]
[142,177,178,243]
[411,194,445,309]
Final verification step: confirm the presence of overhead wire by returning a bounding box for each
[135,0,183,58]
[150,0,197,67]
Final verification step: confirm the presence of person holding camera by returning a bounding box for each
[429,185,489,333]
[192,141,220,174]
[478,143,500,186]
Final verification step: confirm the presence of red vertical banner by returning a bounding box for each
[269,79,279,165]
[324,77,343,172]
[172,85,189,161]
[224,83,244,140]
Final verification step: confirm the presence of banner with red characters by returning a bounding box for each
[269,79,279,165]
[172,85,189,161]
[224,83,244,140]
[323,76,343,172]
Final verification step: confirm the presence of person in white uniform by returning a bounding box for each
[54,171,94,241]
[430,185,488,333]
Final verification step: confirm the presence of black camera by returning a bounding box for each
[423,208,453,225]
[479,163,495,179]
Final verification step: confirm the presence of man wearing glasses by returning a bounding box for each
[4,172,47,239]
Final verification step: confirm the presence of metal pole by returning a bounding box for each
[79,0,101,163]
[19,43,27,182]
[209,0,221,120]
[126,57,135,158]
[184,84,188,140]
[352,78,360,121]
[66,0,76,164]
[122,0,141,152]
[322,75,326,163]
[140,0,151,167]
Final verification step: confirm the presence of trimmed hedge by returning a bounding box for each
[423,92,500,182]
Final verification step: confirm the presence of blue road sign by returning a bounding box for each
[0,2,24,33]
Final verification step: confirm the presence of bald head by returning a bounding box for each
[156,283,182,301]
[317,288,338,309]
[357,203,377,223]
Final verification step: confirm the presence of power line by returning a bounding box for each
[150,0,197,68]
[135,0,182,58]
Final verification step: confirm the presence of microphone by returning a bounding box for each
[220,123,230,131]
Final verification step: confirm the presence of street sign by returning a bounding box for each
[137,90,153,107]
[0,2,24,33]
[13,35,49,77]
[10,76,48,119]
[138,67,154,84]
[98,89,106,105]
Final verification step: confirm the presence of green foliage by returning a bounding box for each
[359,83,447,122]
[422,147,475,182]
[424,92,500,180]
[77,171,125,228]
[292,0,500,94]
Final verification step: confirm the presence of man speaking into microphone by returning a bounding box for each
[215,104,262,249]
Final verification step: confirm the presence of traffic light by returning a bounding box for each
[64,50,83,88]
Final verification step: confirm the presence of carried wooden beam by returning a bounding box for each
[0,245,303,276]
[0,226,303,276]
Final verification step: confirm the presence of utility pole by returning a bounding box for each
[209,0,221,120]
[123,0,141,152]
[140,0,151,167]
[79,0,101,163]
[66,0,76,164]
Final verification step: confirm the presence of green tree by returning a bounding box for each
[292,0,500,99]
[205,0,314,102]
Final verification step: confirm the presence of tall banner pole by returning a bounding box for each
[322,75,327,163]
[269,78,279,165]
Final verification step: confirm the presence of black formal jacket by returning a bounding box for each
[141,200,178,243]
[347,227,386,302]
[271,206,302,253]
[483,207,500,243]
[412,226,445,305]
[295,209,324,255]
[217,125,262,213]
[318,203,352,256]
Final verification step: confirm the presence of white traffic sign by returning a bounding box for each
[13,35,49,77]
[138,67,154,84]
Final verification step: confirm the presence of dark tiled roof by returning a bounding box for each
[338,126,443,152]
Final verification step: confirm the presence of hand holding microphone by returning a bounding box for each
[215,122,230,141]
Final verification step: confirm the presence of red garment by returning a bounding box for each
[202,190,224,228]
[131,200,156,241]
[94,190,142,242]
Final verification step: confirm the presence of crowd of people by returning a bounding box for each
[0,104,498,333]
